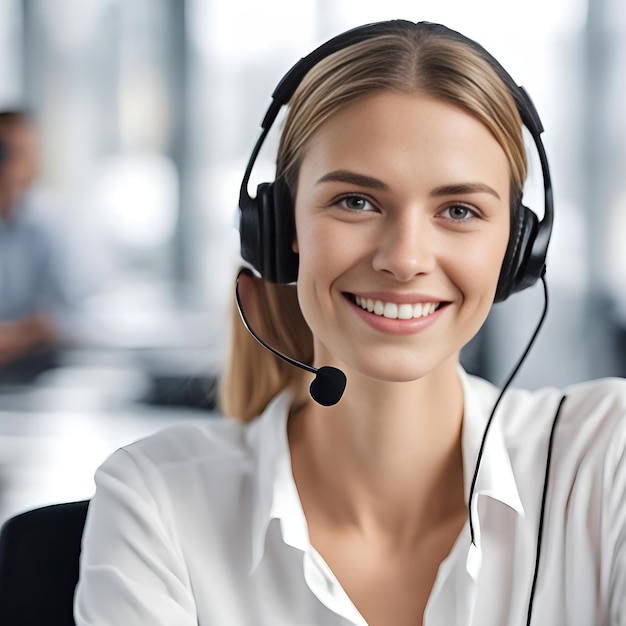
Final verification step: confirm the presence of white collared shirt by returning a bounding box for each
[74,371,626,625]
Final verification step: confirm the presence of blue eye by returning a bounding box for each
[443,205,477,220]
[338,195,373,211]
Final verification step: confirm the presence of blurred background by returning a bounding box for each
[0,0,625,524]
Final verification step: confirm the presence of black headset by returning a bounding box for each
[239,19,554,303]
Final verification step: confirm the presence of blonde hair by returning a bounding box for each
[221,23,527,422]
[220,279,312,420]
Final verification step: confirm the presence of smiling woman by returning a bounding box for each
[292,91,511,382]
[75,20,626,626]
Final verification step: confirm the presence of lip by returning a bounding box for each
[344,292,449,335]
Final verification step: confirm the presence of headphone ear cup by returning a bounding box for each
[495,204,539,302]
[270,178,299,283]
[239,184,264,277]
[239,179,298,283]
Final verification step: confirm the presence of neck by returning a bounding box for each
[288,358,466,542]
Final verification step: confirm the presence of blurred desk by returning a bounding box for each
[0,323,224,526]
[0,392,216,526]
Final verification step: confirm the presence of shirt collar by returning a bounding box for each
[459,367,524,524]
[248,369,525,573]
[248,390,306,573]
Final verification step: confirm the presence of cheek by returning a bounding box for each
[446,229,510,304]
[293,214,354,334]
[484,239,510,290]
[295,220,339,284]
[294,199,329,276]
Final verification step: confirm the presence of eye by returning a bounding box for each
[336,194,375,212]
[440,204,479,221]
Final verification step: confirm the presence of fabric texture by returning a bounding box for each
[75,370,626,625]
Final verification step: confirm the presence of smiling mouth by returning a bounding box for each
[351,295,444,320]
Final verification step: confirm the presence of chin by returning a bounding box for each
[345,353,457,385]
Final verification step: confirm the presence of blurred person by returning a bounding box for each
[0,110,78,384]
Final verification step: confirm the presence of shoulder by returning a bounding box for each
[506,376,626,438]
[99,417,253,486]
[492,377,626,484]
[88,399,289,561]
[558,378,626,473]
[89,418,258,542]
[5,202,54,252]
[94,391,289,509]
[465,372,626,460]
[9,191,69,244]
[466,372,626,433]
[561,376,626,419]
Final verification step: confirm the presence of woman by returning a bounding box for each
[75,21,626,626]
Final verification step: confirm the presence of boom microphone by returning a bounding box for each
[235,270,347,406]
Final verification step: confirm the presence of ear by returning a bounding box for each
[292,236,299,253]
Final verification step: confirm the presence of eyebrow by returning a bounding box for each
[430,182,501,200]
[316,170,501,200]
[316,170,389,191]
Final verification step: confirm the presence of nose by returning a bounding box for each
[371,211,437,281]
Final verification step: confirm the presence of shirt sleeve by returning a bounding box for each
[74,447,198,625]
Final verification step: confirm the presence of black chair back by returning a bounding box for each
[0,500,89,626]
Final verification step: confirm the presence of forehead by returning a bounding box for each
[299,90,510,192]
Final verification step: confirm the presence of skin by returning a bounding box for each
[0,119,38,219]
[287,90,512,625]
[0,118,55,365]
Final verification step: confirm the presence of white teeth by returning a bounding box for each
[383,302,397,318]
[354,296,439,320]
[398,304,413,320]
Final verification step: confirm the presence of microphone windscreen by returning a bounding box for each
[309,366,347,406]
